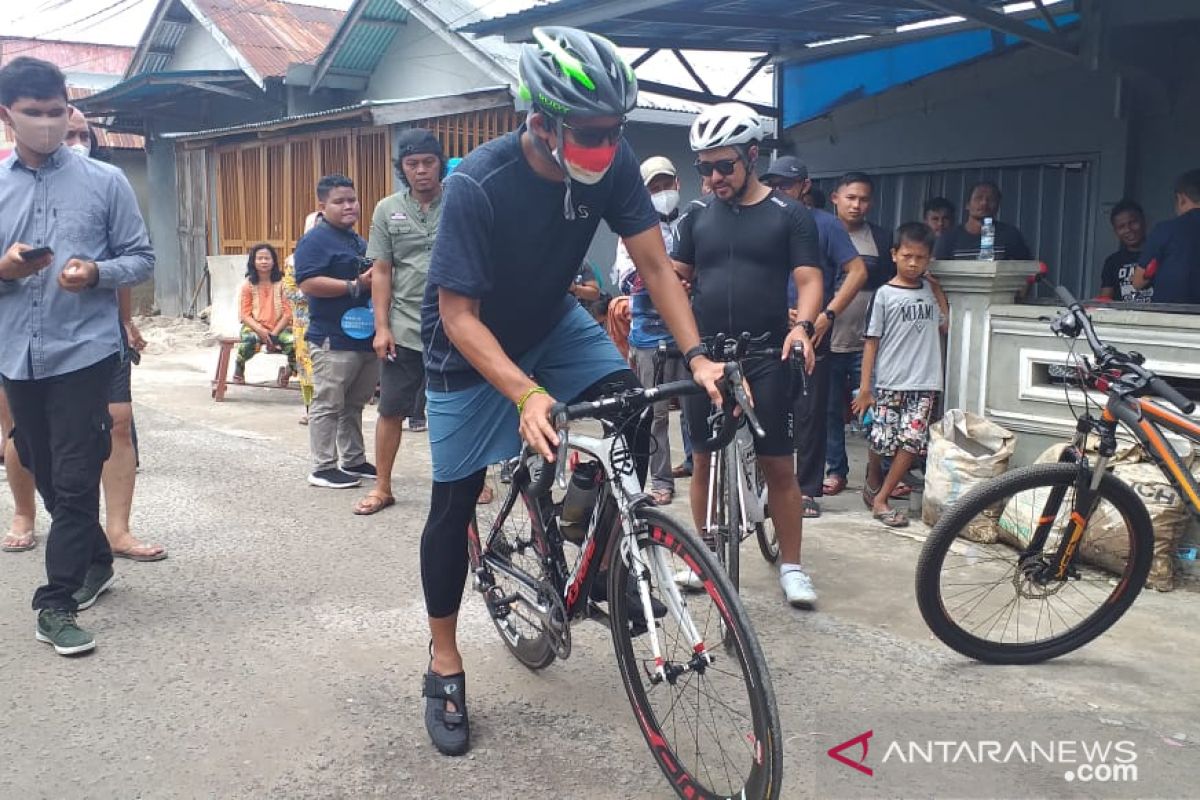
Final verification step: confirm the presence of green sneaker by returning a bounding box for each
[36,609,96,656]
[72,563,116,611]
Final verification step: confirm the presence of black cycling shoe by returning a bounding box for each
[423,667,469,756]
[592,570,668,635]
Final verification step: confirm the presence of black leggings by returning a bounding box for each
[420,369,649,619]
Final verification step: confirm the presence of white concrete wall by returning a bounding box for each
[168,22,239,72]
[366,21,494,100]
[145,136,182,315]
[110,149,155,313]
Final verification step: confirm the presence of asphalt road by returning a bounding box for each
[1,340,1197,799]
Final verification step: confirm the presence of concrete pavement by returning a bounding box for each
[1,327,1197,799]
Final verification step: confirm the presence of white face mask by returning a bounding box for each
[3,107,68,156]
[651,189,679,216]
[69,143,90,158]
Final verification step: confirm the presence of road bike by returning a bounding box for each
[916,282,1197,663]
[467,364,783,798]
[657,334,805,592]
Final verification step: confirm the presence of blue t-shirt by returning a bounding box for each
[628,218,677,350]
[422,128,659,391]
[1140,208,1200,305]
[294,220,372,351]
[787,206,861,307]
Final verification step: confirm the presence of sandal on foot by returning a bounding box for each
[822,474,847,496]
[113,542,167,562]
[873,508,909,528]
[650,488,673,506]
[890,482,913,500]
[423,668,469,756]
[862,483,881,511]
[476,484,494,505]
[2,531,37,552]
[802,496,821,519]
[353,492,395,516]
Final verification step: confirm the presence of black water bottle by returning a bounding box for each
[559,460,600,543]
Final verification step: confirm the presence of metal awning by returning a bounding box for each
[74,70,260,132]
[459,0,1084,115]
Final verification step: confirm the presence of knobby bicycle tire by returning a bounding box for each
[916,462,1154,664]
[609,508,783,800]
[469,466,557,671]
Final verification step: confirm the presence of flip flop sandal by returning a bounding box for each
[873,508,909,528]
[822,475,847,496]
[802,496,821,518]
[423,667,469,756]
[2,532,37,553]
[651,489,674,506]
[353,493,395,516]
[113,544,168,562]
[476,485,495,505]
[890,482,913,499]
[862,483,881,511]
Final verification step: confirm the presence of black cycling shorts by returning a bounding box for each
[683,356,793,458]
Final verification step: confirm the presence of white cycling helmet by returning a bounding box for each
[689,102,765,152]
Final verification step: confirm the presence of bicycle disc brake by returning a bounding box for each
[1014,556,1075,598]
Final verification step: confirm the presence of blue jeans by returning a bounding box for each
[825,350,863,479]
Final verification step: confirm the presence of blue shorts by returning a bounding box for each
[427,304,630,482]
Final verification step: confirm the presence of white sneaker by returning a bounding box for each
[673,568,705,592]
[781,568,817,608]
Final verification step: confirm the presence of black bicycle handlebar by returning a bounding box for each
[1046,280,1196,415]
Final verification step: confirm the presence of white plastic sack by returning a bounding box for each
[922,410,1016,530]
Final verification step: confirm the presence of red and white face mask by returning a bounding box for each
[559,137,618,185]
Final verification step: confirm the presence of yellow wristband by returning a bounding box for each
[516,385,548,415]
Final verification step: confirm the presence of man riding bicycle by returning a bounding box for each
[673,103,825,608]
[417,26,723,757]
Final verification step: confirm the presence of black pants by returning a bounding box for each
[420,369,649,619]
[4,356,116,611]
[794,338,832,498]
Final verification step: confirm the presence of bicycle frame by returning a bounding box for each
[1026,391,1200,584]
[705,424,766,546]
[472,429,713,684]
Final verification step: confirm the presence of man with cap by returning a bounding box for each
[762,155,867,517]
[616,155,691,504]
[354,129,446,514]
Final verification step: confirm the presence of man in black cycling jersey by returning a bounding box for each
[417,26,723,757]
[672,102,825,608]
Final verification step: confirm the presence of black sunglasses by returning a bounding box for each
[562,120,625,148]
[695,159,739,177]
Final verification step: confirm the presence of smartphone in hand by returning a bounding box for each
[19,246,53,262]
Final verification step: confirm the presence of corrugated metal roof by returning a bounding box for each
[461,0,1015,50]
[67,87,145,150]
[191,0,346,78]
[0,38,133,74]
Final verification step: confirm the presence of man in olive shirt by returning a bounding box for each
[357,130,445,514]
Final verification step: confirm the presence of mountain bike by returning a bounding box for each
[916,281,1197,664]
[467,364,783,799]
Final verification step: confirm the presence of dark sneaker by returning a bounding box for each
[591,571,668,635]
[73,563,116,611]
[36,609,95,656]
[341,461,377,479]
[407,418,428,433]
[308,469,362,489]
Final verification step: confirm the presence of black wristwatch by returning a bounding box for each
[683,345,707,367]
[797,320,815,337]
[822,308,836,323]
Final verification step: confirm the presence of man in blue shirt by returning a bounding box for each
[762,157,866,518]
[294,174,379,489]
[0,57,154,656]
[1133,169,1200,305]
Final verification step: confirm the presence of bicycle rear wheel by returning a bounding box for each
[610,509,782,799]
[469,462,557,671]
[916,462,1154,664]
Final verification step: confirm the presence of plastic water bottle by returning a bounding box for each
[979,217,996,261]
[559,461,600,544]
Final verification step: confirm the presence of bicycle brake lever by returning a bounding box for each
[731,383,767,439]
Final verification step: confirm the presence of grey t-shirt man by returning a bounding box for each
[864,280,944,391]
[830,225,877,353]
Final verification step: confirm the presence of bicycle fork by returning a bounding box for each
[622,529,713,685]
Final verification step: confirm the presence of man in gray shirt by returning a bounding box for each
[0,57,154,656]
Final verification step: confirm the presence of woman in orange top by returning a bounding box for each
[234,243,296,383]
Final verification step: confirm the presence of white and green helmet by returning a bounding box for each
[518,26,638,119]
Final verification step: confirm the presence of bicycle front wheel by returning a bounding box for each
[610,509,782,799]
[916,462,1154,664]
[753,462,779,564]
